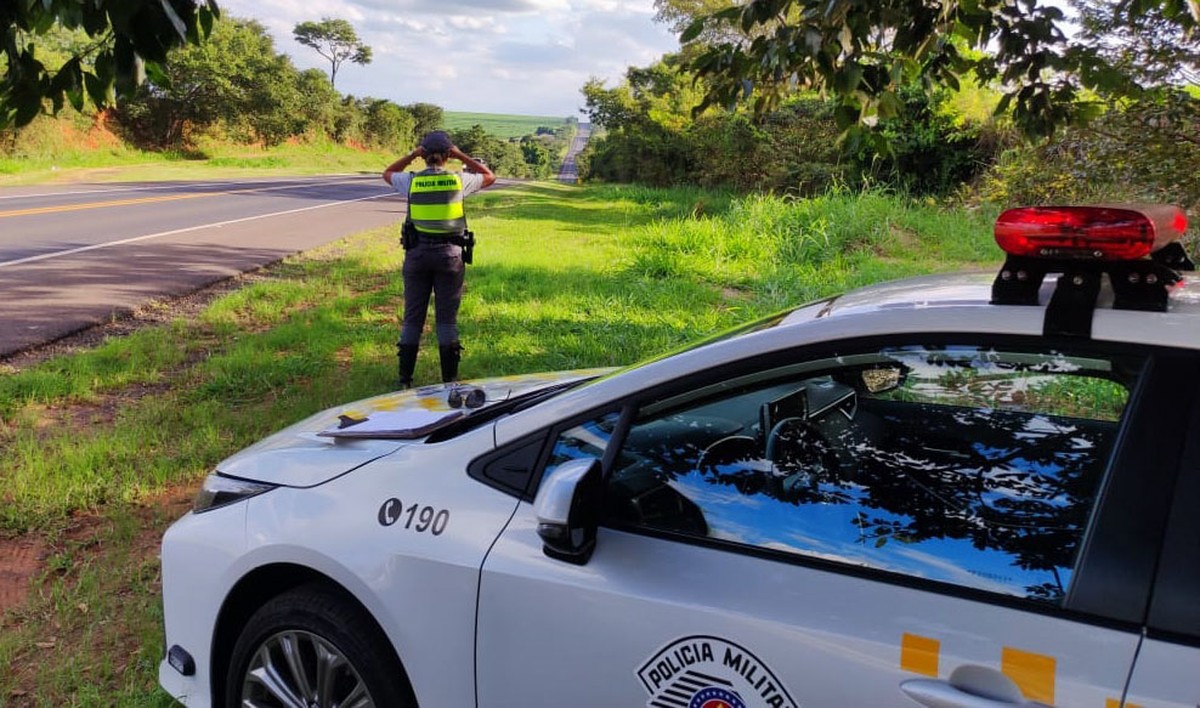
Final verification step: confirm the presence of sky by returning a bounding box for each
[214,0,681,120]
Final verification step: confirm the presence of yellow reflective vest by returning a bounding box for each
[408,170,467,235]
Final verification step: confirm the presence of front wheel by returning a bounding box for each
[226,583,413,708]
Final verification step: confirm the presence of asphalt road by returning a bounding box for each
[558,123,592,183]
[0,174,407,357]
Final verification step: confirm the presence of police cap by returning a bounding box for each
[420,131,453,153]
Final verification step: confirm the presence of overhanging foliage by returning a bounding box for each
[1,0,220,128]
[682,0,1199,141]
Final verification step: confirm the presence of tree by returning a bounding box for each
[294,68,342,135]
[1,0,219,128]
[969,0,1200,210]
[654,0,731,32]
[681,0,1200,141]
[403,102,443,137]
[580,74,693,186]
[118,17,302,147]
[292,18,371,88]
[449,124,492,158]
[1070,0,1200,208]
[362,98,416,149]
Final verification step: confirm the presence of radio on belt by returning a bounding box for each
[990,204,1193,337]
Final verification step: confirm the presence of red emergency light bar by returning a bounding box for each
[995,204,1189,261]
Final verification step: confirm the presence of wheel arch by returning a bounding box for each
[210,562,418,706]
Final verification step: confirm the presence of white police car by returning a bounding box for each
[160,205,1200,707]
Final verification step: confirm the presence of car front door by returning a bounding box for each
[1124,402,1200,708]
[476,337,1190,708]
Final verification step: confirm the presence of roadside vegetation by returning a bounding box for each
[0,105,572,188]
[0,16,576,185]
[0,180,998,703]
[576,3,1199,212]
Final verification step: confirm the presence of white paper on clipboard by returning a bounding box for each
[318,409,464,439]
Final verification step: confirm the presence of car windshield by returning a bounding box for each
[433,299,831,442]
[600,299,832,379]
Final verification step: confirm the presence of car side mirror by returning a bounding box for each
[534,457,602,565]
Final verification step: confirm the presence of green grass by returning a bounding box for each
[441,111,572,139]
[0,182,1000,703]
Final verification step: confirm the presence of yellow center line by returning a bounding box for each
[0,180,363,219]
[0,191,220,218]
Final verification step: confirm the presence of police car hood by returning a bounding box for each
[217,369,608,488]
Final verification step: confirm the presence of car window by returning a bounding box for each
[604,344,1144,605]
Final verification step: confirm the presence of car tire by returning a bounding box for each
[225,582,414,708]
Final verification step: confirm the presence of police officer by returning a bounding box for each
[384,131,495,388]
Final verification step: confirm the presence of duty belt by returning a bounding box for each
[402,221,476,263]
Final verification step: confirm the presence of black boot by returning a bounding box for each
[438,342,462,383]
[397,344,419,389]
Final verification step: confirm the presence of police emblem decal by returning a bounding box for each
[690,686,746,708]
[636,635,799,708]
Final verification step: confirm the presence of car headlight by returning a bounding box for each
[193,473,277,513]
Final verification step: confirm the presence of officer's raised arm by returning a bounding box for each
[383,146,425,185]
[449,146,496,188]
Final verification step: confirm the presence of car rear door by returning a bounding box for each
[476,337,1192,708]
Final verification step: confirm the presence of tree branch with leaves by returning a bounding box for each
[1,0,220,129]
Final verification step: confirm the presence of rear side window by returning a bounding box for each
[604,344,1143,605]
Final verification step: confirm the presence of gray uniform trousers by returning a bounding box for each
[399,240,465,347]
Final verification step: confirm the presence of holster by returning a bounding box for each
[401,220,417,250]
[460,230,476,265]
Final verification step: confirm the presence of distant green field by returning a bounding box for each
[442,111,571,139]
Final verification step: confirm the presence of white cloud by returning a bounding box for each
[216,0,678,117]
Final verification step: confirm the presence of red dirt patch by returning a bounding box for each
[83,110,123,151]
[0,486,194,619]
[0,537,47,615]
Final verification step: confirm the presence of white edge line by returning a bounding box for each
[0,191,395,268]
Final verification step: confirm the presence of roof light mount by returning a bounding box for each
[993,256,1184,309]
[1151,241,1196,271]
[991,204,1192,337]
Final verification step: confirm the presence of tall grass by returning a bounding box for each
[627,188,999,310]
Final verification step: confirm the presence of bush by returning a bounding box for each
[581,122,691,186]
[850,86,999,196]
[584,99,848,194]
[971,90,1200,211]
[758,99,848,196]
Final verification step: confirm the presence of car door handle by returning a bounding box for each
[901,664,1040,708]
